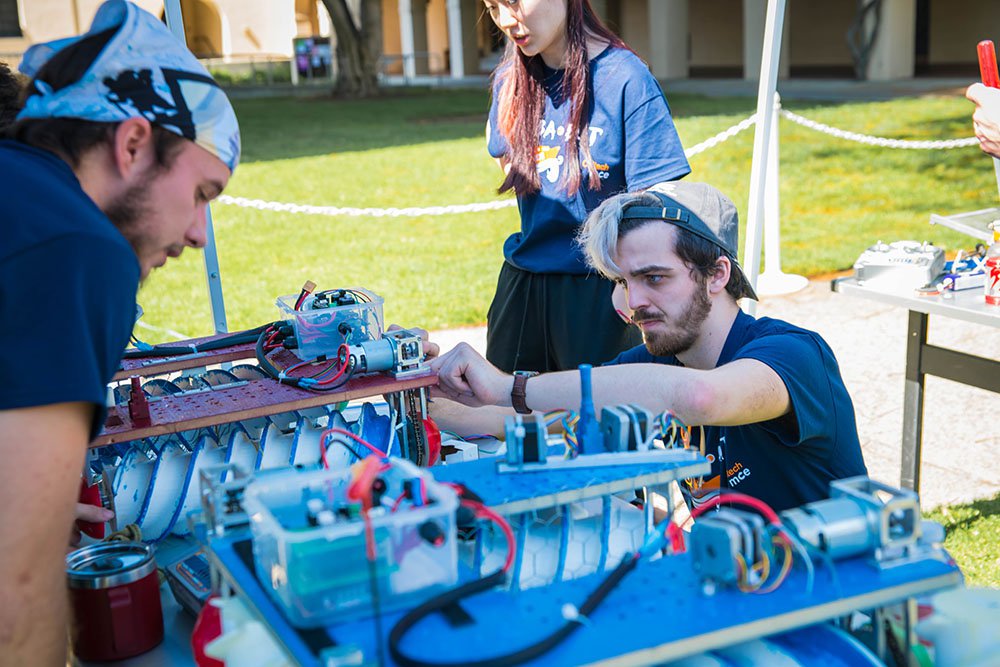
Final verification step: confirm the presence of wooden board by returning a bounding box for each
[94,372,436,448]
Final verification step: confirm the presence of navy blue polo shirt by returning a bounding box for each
[0,140,139,438]
[488,47,690,274]
[606,310,867,512]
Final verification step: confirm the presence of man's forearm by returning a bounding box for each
[523,364,711,424]
[2,567,69,666]
[429,397,509,439]
[0,403,91,667]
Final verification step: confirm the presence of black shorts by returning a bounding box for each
[485,261,643,373]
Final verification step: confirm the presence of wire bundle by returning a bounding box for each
[544,409,580,457]
[120,323,272,360]
[255,325,356,392]
[687,491,808,595]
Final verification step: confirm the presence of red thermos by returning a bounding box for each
[66,542,164,661]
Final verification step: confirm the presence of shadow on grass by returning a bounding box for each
[233,90,772,164]
[234,89,491,164]
[927,492,1000,535]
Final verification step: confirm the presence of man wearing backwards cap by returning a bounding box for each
[430,182,867,513]
[0,1,239,662]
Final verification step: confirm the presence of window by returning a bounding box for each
[0,0,20,37]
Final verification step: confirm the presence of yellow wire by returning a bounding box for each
[750,549,770,591]
[756,534,793,594]
[734,553,756,593]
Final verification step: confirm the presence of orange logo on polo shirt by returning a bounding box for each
[727,461,751,487]
[685,474,720,508]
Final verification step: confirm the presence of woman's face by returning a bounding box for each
[484,0,569,68]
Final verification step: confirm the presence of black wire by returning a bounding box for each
[327,436,366,462]
[255,326,283,376]
[121,323,274,359]
[387,555,639,667]
[369,554,387,667]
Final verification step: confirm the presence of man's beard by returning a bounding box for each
[104,171,156,271]
[636,284,712,357]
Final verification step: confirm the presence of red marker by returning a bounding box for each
[978,40,999,88]
[977,40,1000,206]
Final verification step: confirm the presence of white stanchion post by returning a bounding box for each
[756,93,808,296]
[741,0,786,316]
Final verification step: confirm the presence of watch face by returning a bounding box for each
[514,370,539,378]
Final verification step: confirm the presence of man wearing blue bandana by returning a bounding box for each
[0,2,240,662]
[430,182,867,515]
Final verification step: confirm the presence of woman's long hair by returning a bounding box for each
[493,0,628,197]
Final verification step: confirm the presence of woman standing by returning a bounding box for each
[484,0,690,374]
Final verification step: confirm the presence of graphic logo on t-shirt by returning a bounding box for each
[535,121,608,186]
[686,475,721,508]
[535,145,564,183]
[581,159,611,180]
[727,460,751,487]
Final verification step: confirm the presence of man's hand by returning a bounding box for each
[611,282,632,324]
[967,83,1000,158]
[70,502,114,549]
[428,343,512,408]
[386,324,440,359]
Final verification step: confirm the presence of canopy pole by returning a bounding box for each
[163,0,229,334]
[742,0,787,316]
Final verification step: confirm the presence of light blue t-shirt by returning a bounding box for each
[488,46,690,275]
[606,311,868,512]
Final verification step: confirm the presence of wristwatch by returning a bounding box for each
[511,370,538,415]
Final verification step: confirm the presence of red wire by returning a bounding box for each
[340,456,388,561]
[294,287,312,310]
[688,491,782,525]
[362,511,377,561]
[390,492,407,513]
[323,427,386,458]
[464,500,516,573]
[284,358,318,376]
[315,344,351,385]
[309,359,340,379]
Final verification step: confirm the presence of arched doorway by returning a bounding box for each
[180,0,223,58]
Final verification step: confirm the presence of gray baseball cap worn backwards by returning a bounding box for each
[621,181,758,301]
[17,0,240,173]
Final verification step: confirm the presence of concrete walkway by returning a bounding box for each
[431,280,1000,510]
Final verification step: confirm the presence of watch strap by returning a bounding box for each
[511,371,536,415]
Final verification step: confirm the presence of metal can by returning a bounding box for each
[66,542,164,661]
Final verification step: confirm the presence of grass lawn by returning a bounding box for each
[925,492,1000,588]
[131,87,997,587]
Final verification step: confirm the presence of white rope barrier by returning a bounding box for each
[682,114,759,157]
[135,319,190,340]
[213,109,978,218]
[779,108,979,150]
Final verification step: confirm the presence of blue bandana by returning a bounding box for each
[17,0,240,172]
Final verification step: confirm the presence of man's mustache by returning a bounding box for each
[630,309,663,324]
